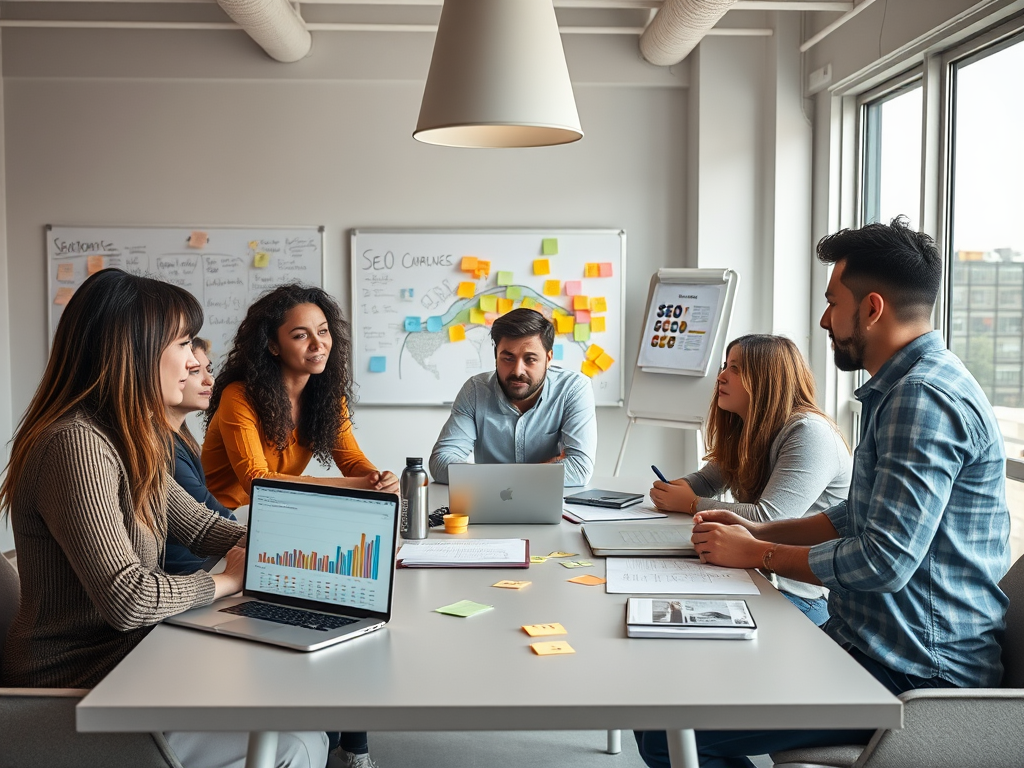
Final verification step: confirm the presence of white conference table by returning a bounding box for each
[77,476,901,768]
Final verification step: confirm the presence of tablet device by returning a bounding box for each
[563,489,645,509]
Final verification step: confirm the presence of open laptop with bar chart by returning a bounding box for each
[166,478,400,652]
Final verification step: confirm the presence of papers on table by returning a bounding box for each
[605,557,759,595]
[562,505,667,524]
[397,538,530,568]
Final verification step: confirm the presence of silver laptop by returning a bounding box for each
[166,478,400,652]
[447,463,565,524]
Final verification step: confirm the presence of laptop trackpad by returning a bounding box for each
[214,616,287,638]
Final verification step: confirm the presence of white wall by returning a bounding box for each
[2,28,697,481]
[0,33,12,553]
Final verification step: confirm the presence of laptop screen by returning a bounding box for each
[246,481,398,615]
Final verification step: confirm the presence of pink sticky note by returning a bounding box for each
[599,263,614,277]
[575,310,592,324]
[564,280,582,297]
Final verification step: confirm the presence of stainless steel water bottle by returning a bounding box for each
[400,457,429,540]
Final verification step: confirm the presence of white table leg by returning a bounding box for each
[245,731,280,768]
[666,728,699,768]
[606,728,622,754]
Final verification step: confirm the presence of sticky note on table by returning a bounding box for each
[497,271,514,286]
[595,352,615,371]
[461,256,478,272]
[506,286,523,301]
[404,317,421,332]
[574,323,591,342]
[448,324,466,342]
[54,286,74,306]
[591,316,607,333]
[553,344,564,361]
[475,260,491,277]
[561,560,594,569]
[530,555,548,564]
[497,297,514,314]
[585,344,604,361]
[599,262,614,277]
[470,308,486,325]
[541,238,559,255]
[547,551,578,558]
[435,600,493,618]
[567,574,606,586]
[533,259,551,276]
[543,280,561,296]
[584,263,600,278]
[457,281,476,299]
[56,263,75,281]
[573,295,590,311]
[575,310,591,324]
[564,280,582,297]
[581,360,600,378]
[590,297,608,313]
[253,252,270,268]
[369,356,387,373]
[188,231,208,248]
[493,580,531,590]
[427,316,443,333]
[522,622,567,637]
[531,641,575,656]
[87,255,105,275]
[479,295,498,312]
[554,314,574,334]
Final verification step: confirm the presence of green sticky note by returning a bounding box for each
[497,271,514,286]
[506,286,523,301]
[542,238,558,256]
[574,323,591,342]
[560,560,594,569]
[435,600,494,618]
[479,295,498,312]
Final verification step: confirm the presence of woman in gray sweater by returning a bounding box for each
[650,334,851,625]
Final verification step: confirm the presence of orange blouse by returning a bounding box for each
[202,381,377,509]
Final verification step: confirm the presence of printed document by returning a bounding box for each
[605,557,759,595]
[398,539,527,566]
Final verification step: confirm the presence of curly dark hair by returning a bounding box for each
[206,283,354,467]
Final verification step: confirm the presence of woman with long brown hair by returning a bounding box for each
[650,334,850,624]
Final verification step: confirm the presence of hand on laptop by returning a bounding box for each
[211,546,245,599]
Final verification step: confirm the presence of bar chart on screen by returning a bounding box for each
[257,533,382,579]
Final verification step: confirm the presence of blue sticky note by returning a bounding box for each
[404,316,421,332]
[427,316,443,333]
[553,344,564,361]
[369,356,387,373]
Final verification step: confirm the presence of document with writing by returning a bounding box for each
[605,557,759,595]
[397,539,530,568]
[563,505,667,524]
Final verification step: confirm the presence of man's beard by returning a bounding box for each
[499,370,545,403]
[830,309,866,372]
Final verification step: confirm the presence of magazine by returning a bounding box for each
[625,598,757,639]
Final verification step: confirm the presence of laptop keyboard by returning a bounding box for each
[220,602,358,632]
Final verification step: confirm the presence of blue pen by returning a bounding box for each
[651,465,669,483]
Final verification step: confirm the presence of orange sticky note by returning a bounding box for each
[497,297,514,314]
[449,324,466,342]
[590,297,608,313]
[188,231,208,249]
[599,263,614,277]
[533,259,551,276]
[493,580,531,590]
[595,352,615,371]
[585,344,604,361]
[573,295,590,311]
[591,316,607,333]
[470,308,486,324]
[584,263,600,278]
[554,314,574,334]
[531,641,575,656]
[458,282,476,299]
[581,360,600,378]
[56,263,75,281]
[86,255,104,275]
[461,256,478,272]
[522,622,567,637]
[484,312,498,326]
[567,574,606,586]
[54,286,74,306]
[474,260,491,278]
[480,295,498,312]
[543,280,560,296]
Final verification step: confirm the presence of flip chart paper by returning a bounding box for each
[604,558,759,595]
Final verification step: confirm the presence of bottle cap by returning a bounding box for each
[406,457,423,466]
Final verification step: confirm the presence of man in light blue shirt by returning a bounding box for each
[429,308,597,486]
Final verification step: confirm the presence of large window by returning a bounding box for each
[861,83,922,230]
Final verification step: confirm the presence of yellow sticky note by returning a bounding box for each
[480,295,498,312]
[573,295,590,311]
[461,256,478,272]
[590,297,608,313]
[254,252,271,268]
[86,255,104,275]
[56,263,75,281]
[188,231,208,248]
[531,641,575,656]
[522,622,567,637]
[530,555,548,563]
[533,259,551,276]
[581,360,600,378]
[554,314,574,334]
[585,263,600,278]
[567,574,606,586]
[449,324,466,342]
[585,344,604,361]
[522,297,538,309]
[470,308,486,324]
[248,240,259,250]
[546,551,578,558]
[542,238,559,256]
[591,316,607,333]
[54,286,75,306]
[458,281,476,299]
[493,580,531,590]
[595,352,615,371]
[543,280,561,296]
[475,260,491,277]
[497,297,514,314]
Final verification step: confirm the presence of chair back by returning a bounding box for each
[999,554,1024,688]
[0,554,19,659]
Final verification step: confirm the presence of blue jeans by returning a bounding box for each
[326,732,368,755]
[782,592,829,626]
[633,645,957,768]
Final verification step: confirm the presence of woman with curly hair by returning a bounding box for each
[202,284,398,512]
[649,334,851,625]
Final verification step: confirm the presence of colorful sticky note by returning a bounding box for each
[427,316,443,333]
[404,317,421,332]
[590,297,608,313]
[552,344,564,361]
[458,281,476,299]
[56,263,74,281]
[530,556,548,564]
[248,240,259,249]
[599,263,614,277]
[506,286,523,301]
[573,295,590,311]
[484,312,498,326]
[541,238,559,256]
[575,310,591,324]
[493,580,531,590]
[449,324,466,342]
[547,551,578,558]
[567,574,607,586]
[470,308,486,324]
[479,295,498,312]
[461,256,478,272]
[531,641,575,656]
[585,344,604,361]
[584,263,600,278]
[591,316,607,333]
[253,252,270,268]
[595,352,615,371]
[574,323,591,342]
[54,286,74,306]
[554,315,574,335]
[435,600,493,618]
[87,255,105,275]
[543,280,561,296]
[522,622,567,637]
[369,356,387,373]
[497,298,514,314]
[497,271,514,286]
[561,560,594,569]
[533,259,551,276]
[564,280,582,297]
[521,297,538,309]
[581,361,600,378]
[188,231,208,249]
[475,260,491,277]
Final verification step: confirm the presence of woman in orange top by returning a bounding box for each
[202,284,399,510]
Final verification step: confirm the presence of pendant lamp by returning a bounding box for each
[414,0,583,148]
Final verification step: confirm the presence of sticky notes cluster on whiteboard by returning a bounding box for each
[581,344,615,377]
[543,280,560,296]
[591,297,607,313]
[572,295,589,310]
[458,281,476,299]
[554,314,574,335]
[449,324,466,342]
[474,260,491,278]
[533,259,551,276]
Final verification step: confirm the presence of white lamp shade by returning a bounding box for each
[414,0,583,148]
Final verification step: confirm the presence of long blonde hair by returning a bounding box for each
[1,269,204,531]
[704,334,844,503]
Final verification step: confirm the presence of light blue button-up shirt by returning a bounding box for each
[429,366,597,487]
[808,332,1010,687]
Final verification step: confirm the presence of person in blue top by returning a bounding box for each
[430,308,598,486]
[635,216,1011,768]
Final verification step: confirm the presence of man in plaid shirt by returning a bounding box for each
[636,217,1011,768]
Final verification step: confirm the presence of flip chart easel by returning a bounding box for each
[613,268,739,476]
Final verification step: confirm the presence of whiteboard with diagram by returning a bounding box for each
[350,229,625,406]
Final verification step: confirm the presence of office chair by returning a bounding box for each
[0,553,185,768]
[771,554,1024,768]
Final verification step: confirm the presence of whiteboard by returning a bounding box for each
[47,225,324,358]
[351,229,625,406]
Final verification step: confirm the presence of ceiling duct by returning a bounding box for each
[639,0,739,67]
[215,0,311,63]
